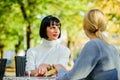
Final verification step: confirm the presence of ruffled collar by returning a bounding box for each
[42,39,60,47]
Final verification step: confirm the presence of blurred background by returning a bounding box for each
[0,0,120,76]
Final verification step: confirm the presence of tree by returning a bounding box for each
[93,0,120,34]
[2,0,119,59]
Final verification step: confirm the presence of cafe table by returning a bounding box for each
[3,76,57,80]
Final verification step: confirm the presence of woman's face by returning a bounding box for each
[46,22,60,41]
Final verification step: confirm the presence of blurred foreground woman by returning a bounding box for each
[54,9,120,80]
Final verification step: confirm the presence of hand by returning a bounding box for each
[53,64,66,72]
[44,66,57,77]
[38,64,51,76]
[28,70,39,76]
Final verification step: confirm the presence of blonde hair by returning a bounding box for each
[83,9,109,44]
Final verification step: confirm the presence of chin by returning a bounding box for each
[53,38,58,40]
[48,38,58,41]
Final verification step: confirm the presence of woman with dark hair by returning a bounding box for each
[53,9,120,80]
[25,15,70,76]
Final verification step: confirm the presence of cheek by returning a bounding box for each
[58,29,60,34]
[46,29,53,36]
[47,29,53,33]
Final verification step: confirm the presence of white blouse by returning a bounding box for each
[25,39,70,72]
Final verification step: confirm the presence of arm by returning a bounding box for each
[57,47,70,68]
[26,49,36,71]
[25,48,37,76]
[57,41,100,80]
[26,49,52,76]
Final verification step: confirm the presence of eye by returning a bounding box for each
[50,26,55,29]
[56,23,60,26]
[52,24,54,26]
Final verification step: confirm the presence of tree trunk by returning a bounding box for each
[19,1,32,50]
[0,45,4,58]
[15,40,21,56]
[26,24,32,49]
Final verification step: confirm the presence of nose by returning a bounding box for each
[54,26,60,33]
[55,27,59,33]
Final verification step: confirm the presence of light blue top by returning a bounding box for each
[58,38,120,80]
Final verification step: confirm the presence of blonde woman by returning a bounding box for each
[54,9,120,80]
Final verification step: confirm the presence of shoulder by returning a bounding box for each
[80,39,101,58]
[85,39,97,46]
[26,45,41,55]
[84,38,103,49]
[57,44,70,56]
[110,45,119,54]
[59,44,70,52]
[87,38,104,45]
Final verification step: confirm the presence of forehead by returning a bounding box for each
[50,20,59,24]
[49,21,61,26]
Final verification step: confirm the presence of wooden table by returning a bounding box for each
[3,76,57,80]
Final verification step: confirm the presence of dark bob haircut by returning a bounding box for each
[39,15,61,39]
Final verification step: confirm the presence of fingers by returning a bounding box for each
[52,65,56,69]
[37,64,64,77]
[44,66,57,77]
[38,64,51,76]
[38,67,47,75]
[47,64,52,70]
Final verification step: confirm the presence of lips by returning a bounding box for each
[53,34,59,37]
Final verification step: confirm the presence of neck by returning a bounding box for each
[42,39,59,47]
[88,33,97,39]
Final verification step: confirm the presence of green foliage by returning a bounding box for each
[93,0,120,34]
[0,0,120,58]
